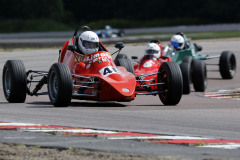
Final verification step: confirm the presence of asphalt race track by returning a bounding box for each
[0,38,240,160]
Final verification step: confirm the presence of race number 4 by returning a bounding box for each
[99,66,121,77]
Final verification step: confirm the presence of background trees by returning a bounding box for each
[0,0,239,32]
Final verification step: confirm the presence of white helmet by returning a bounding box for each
[78,31,99,55]
[144,43,161,58]
[171,35,185,50]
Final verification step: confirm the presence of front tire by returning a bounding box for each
[2,60,27,103]
[48,63,73,107]
[219,51,236,79]
[157,62,183,105]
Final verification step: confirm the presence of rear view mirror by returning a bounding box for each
[67,45,77,51]
[115,42,125,50]
[194,43,202,51]
[162,56,169,59]
[150,40,160,43]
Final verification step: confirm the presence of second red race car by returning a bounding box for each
[114,40,183,105]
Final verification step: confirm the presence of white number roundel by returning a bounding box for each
[99,66,121,77]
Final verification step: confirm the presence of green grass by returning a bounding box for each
[85,18,211,30]
[183,31,240,39]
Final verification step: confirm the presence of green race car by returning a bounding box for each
[164,33,236,94]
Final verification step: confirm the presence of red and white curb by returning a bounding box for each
[204,88,240,100]
[1,122,240,149]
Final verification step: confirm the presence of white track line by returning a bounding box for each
[198,143,240,149]
[108,135,210,140]
[0,123,42,126]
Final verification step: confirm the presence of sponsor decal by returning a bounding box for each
[86,64,91,69]
[143,62,152,67]
[122,88,129,92]
[74,52,112,63]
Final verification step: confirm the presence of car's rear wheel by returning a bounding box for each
[180,56,193,94]
[114,54,135,74]
[2,60,27,103]
[180,62,192,94]
[115,54,128,60]
[118,30,124,37]
[48,63,73,107]
[157,62,183,105]
[182,56,193,64]
[219,51,236,79]
[192,60,207,92]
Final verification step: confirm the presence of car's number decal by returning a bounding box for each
[99,66,121,77]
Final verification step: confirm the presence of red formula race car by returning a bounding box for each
[2,26,136,107]
[114,40,183,105]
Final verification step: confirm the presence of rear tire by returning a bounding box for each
[118,30,124,37]
[192,60,207,92]
[2,60,27,103]
[180,56,193,94]
[219,51,236,79]
[114,56,135,75]
[115,54,128,60]
[48,63,73,107]
[180,62,192,94]
[157,62,183,105]
[182,56,193,64]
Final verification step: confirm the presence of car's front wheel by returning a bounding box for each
[2,60,27,103]
[157,62,183,105]
[48,63,73,107]
[219,51,236,79]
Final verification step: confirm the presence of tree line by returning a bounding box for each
[0,0,239,32]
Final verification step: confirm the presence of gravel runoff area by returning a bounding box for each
[0,143,193,160]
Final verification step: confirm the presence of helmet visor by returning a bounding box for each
[146,49,158,55]
[171,41,183,48]
[82,40,99,49]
